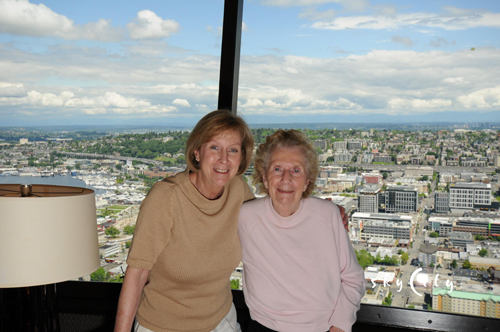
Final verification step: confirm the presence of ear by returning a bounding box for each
[263,174,269,189]
[303,179,309,192]
[194,149,200,162]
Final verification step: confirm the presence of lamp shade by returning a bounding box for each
[0,184,100,287]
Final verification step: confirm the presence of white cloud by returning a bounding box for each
[127,10,180,40]
[311,10,500,31]
[0,0,122,41]
[172,98,191,107]
[261,0,368,11]
[388,98,452,110]
[457,87,500,108]
[0,82,25,97]
[442,77,466,85]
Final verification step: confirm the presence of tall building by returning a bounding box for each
[352,212,412,242]
[314,139,328,151]
[433,287,500,318]
[358,187,380,213]
[347,139,362,150]
[449,183,491,210]
[384,186,418,213]
[333,140,347,150]
[434,192,449,213]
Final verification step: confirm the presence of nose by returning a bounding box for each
[219,149,228,163]
[281,169,292,182]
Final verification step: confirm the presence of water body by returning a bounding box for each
[0,175,108,196]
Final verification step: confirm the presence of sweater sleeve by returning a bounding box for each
[328,205,366,332]
[127,182,174,270]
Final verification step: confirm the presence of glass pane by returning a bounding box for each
[238,0,500,322]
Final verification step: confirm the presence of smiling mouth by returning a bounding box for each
[277,189,294,194]
[214,168,229,174]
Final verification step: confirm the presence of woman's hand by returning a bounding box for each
[330,326,345,332]
[338,205,348,231]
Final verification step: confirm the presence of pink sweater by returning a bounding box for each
[238,196,365,332]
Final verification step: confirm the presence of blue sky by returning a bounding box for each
[0,0,499,126]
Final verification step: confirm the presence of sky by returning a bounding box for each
[0,0,500,126]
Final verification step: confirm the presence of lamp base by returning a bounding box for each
[0,284,60,332]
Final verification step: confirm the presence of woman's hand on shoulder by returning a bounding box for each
[338,205,348,231]
[330,326,345,332]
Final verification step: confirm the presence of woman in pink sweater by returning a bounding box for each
[238,130,366,332]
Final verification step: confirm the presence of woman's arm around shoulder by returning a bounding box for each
[114,267,150,332]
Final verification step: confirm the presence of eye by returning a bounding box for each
[273,167,281,172]
[229,148,239,153]
[210,145,218,150]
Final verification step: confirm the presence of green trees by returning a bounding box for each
[429,232,439,238]
[382,292,393,306]
[450,259,458,269]
[105,226,120,238]
[479,249,488,257]
[123,225,136,235]
[230,279,240,290]
[355,249,374,269]
[462,260,472,269]
[91,267,123,283]
[400,251,409,265]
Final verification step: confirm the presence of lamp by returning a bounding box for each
[0,184,100,331]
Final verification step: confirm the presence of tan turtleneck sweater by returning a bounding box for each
[127,170,254,332]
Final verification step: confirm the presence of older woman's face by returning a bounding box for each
[194,130,242,198]
[263,147,309,216]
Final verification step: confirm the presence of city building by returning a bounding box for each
[373,155,392,163]
[429,217,453,237]
[358,187,380,213]
[435,192,450,213]
[314,139,328,151]
[453,217,500,237]
[98,244,121,258]
[347,139,363,150]
[362,172,383,185]
[334,150,353,163]
[433,287,500,318]
[419,243,439,266]
[448,232,474,249]
[333,140,347,150]
[384,186,418,213]
[449,183,492,211]
[352,212,412,242]
[405,166,434,177]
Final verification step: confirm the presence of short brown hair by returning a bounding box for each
[186,110,254,175]
[253,129,318,198]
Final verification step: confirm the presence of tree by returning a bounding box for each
[400,252,409,265]
[450,260,458,269]
[429,232,439,238]
[123,225,136,235]
[230,279,240,290]
[382,172,388,179]
[479,249,488,257]
[125,241,131,249]
[91,267,110,282]
[105,226,120,238]
[382,292,393,306]
[462,260,472,269]
[430,262,435,268]
[355,249,374,269]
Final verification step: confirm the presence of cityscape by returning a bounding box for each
[1,122,499,320]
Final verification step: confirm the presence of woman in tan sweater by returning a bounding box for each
[114,110,255,332]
